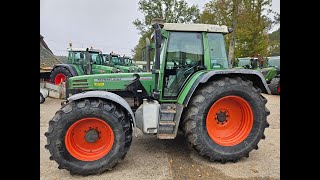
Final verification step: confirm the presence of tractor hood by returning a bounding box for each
[69,72,155,95]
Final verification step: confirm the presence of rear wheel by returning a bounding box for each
[182,77,270,163]
[268,77,280,95]
[45,98,133,175]
[50,67,73,85]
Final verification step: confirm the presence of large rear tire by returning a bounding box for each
[182,77,270,163]
[45,98,133,175]
[268,77,280,95]
[50,67,73,85]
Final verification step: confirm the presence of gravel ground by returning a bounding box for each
[40,94,279,180]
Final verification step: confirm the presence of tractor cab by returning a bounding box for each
[66,48,118,75]
[122,56,143,72]
[151,23,230,98]
[236,57,260,70]
[122,56,133,66]
[266,56,280,70]
[105,53,141,73]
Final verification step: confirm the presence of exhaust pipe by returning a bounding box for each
[145,37,151,72]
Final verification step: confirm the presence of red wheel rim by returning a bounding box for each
[206,96,253,146]
[65,118,114,161]
[54,73,66,85]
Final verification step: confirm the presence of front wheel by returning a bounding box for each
[45,98,133,175]
[182,77,270,163]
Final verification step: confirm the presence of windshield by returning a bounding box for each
[207,33,228,69]
[268,56,280,69]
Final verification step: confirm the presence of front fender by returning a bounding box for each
[67,91,137,136]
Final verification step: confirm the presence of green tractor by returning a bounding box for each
[103,53,142,73]
[235,56,280,95]
[50,48,119,85]
[235,57,261,70]
[261,56,280,95]
[122,55,143,72]
[45,22,271,175]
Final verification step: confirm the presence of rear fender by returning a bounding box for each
[181,69,271,106]
[52,64,79,76]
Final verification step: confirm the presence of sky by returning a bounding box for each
[40,0,280,56]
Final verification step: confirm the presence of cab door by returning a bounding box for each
[160,31,204,100]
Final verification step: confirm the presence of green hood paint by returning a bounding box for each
[69,72,155,95]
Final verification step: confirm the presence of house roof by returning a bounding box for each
[40,46,61,70]
[40,35,61,71]
[40,34,53,54]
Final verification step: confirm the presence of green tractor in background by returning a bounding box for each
[45,21,271,175]
[50,48,119,85]
[235,57,261,70]
[261,56,280,95]
[103,53,141,73]
[235,56,280,95]
[121,55,143,72]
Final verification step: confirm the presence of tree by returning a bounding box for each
[268,27,280,56]
[132,0,200,61]
[200,0,241,66]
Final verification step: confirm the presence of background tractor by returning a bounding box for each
[121,55,143,72]
[235,56,280,95]
[235,57,261,70]
[45,22,271,176]
[103,53,142,73]
[50,48,119,85]
[261,56,280,95]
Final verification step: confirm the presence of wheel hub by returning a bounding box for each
[85,129,100,143]
[216,111,227,122]
[215,110,229,124]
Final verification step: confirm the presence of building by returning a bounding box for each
[40,34,61,80]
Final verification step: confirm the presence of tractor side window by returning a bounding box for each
[73,52,84,64]
[112,57,120,65]
[163,32,203,98]
[91,53,101,65]
[103,55,109,64]
[207,33,228,69]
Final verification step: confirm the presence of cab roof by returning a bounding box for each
[163,23,229,33]
[67,48,101,53]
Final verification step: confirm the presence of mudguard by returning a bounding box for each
[182,69,271,106]
[67,91,137,136]
[52,64,79,76]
